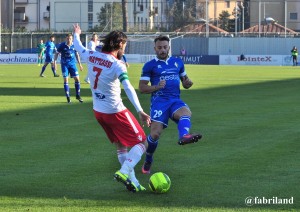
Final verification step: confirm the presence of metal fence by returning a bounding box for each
[1,32,300,56]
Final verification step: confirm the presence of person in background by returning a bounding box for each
[37,39,45,66]
[40,35,60,77]
[54,34,83,103]
[180,47,186,56]
[291,46,298,66]
[84,33,99,84]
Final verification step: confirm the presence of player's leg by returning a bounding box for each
[62,66,71,103]
[40,53,44,65]
[142,122,163,174]
[106,109,147,192]
[50,60,59,77]
[142,100,170,174]
[115,142,147,192]
[172,105,202,145]
[116,147,141,189]
[71,66,83,103]
[84,74,90,84]
[40,60,49,77]
[38,53,41,66]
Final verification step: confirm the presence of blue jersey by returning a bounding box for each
[141,56,186,101]
[45,41,56,56]
[56,42,77,65]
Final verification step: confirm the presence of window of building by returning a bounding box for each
[290,13,298,20]
[88,13,93,29]
[15,7,25,13]
[15,0,28,3]
[88,13,93,22]
[88,0,93,12]
[225,0,230,8]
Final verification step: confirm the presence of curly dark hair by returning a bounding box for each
[101,31,127,52]
[154,35,169,43]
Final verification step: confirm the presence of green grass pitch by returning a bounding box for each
[0,64,299,211]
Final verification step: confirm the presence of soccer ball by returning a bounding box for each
[149,172,171,193]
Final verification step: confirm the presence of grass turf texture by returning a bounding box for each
[0,64,299,211]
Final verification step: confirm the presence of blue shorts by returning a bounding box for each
[61,63,79,78]
[150,98,189,128]
[45,55,54,63]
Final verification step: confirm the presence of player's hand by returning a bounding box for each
[73,23,82,35]
[79,64,83,71]
[125,62,129,68]
[156,80,166,90]
[138,111,151,127]
[182,77,193,89]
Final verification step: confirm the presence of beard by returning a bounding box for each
[117,49,124,60]
[157,52,168,60]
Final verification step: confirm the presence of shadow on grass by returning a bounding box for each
[0,78,299,210]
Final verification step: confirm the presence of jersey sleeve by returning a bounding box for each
[140,62,151,81]
[178,58,187,77]
[56,43,62,53]
[114,61,143,112]
[73,33,89,61]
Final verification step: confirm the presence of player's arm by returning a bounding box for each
[73,24,89,60]
[53,51,60,69]
[139,80,165,94]
[122,55,129,68]
[180,75,193,89]
[121,76,151,127]
[139,64,165,94]
[75,52,83,71]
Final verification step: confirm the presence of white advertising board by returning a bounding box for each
[220,55,294,66]
[0,54,38,64]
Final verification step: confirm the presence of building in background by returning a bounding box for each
[1,0,300,33]
[249,0,300,32]
[1,0,50,31]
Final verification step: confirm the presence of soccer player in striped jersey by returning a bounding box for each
[73,23,151,192]
[139,35,202,174]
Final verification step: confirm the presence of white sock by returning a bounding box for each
[117,148,140,185]
[117,149,127,165]
[120,143,146,175]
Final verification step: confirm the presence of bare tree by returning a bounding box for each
[121,0,128,32]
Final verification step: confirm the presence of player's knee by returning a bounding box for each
[150,131,161,140]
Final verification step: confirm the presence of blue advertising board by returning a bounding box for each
[173,55,219,65]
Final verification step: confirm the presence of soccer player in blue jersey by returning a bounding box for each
[54,34,83,103]
[139,35,202,174]
[40,35,60,77]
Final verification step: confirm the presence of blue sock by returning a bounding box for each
[40,65,46,75]
[75,82,80,96]
[145,135,158,163]
[64,83,70,98]
[51,66,56,76]
[178,116,191,139]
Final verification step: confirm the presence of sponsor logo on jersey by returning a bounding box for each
[138,135,143,141]
[157,65,162,69]
[160,74,179,81]
[95,92,105,99]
